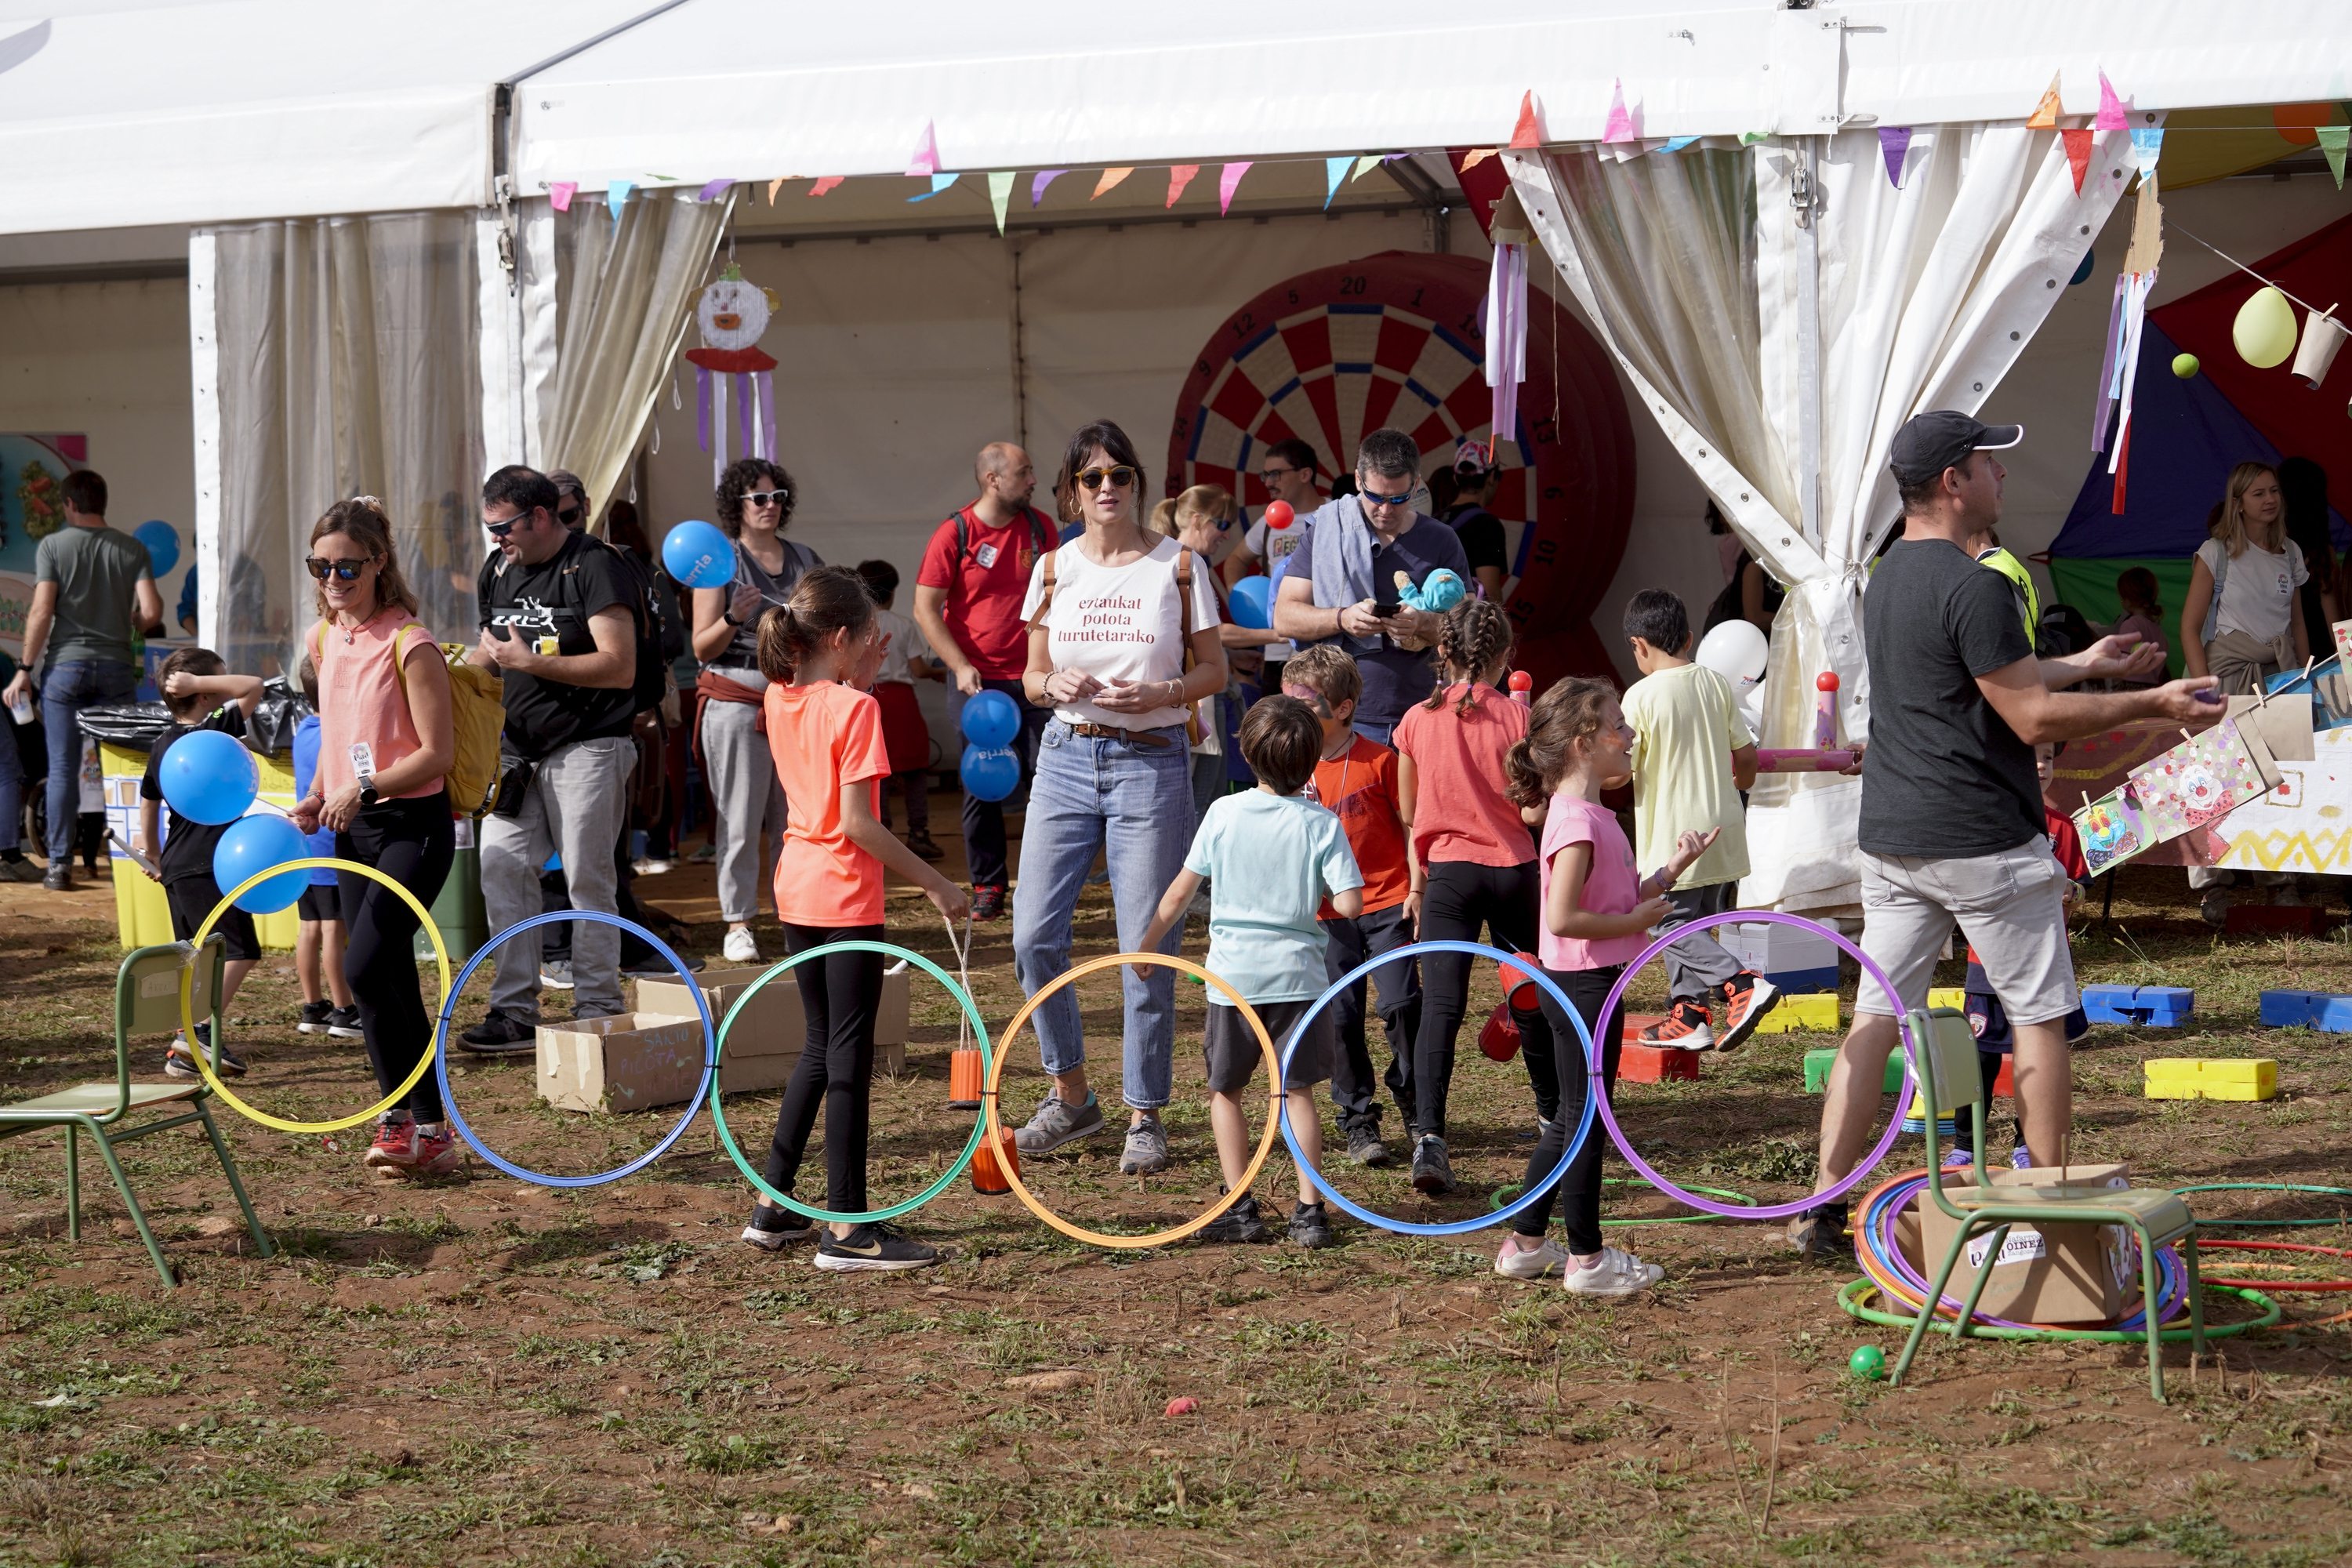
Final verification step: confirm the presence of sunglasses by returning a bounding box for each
[1076,466,1137,491]
[744,488,790,507]
[556,503,583,525]
[483,511,529,537]
[305,556,374,582]
[1358,482,1420,509]
[1261,465,1301,482]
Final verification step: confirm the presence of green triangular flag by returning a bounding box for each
[2320,125,2348,191]
[987,171,1014,234]
[1739,132,1770,145]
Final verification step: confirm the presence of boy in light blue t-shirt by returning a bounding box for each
[1140,696,1363,1249]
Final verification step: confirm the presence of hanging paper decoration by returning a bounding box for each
[2131,126,2165,180]
[697,179,733,202]
[2105,174,2165,508]
[1509,90,1544,149]
[986,171,1014,234]
[1091,167,1133,199]
[1031,169,1065,205]
[1657,136,1697,154]
[1484,232,1528,450]
[1165,165,1200,207]
[2074,782,2150,876]
[908,172,958,203]
[1346,154,1379,183]
[2061,128,2094,193]
[2090,273,2128,451]
[2027,73,2063,129]
[685,263,779,487]
[1739,132,1771,145]
[809,176,844,197]
[550,181,577,212]
[1459,147,1497,172]
[2319,125,2348,189]
[1878,126,1913,189]
[1218,162,1251,214]
[906,121,941,177]
[1322,156,1349,209]
[2127,720,2270,840]
[607,180,634,227]
[767,177,786,203]
[1601,81,1635,143]
[2292,308,2348,389]
[2096,72,2129,131]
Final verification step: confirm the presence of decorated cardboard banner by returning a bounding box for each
[906,120,940,178]
[1509,89,1544,149]
[1878,126,1912,188]
[2027,72,2063,129]
[1166,164,1200,207]
[2075,782,2151,876]
[1601,80,1634,143]
[986,170,1014,234]
[2062,127,2094,194]
[1091,167,1132,199]
[1218,162,1251,214]
[2096,72,2129,131]
[2127,717,2271,840]
[550,181,577,212]
[1031,169,1065,205]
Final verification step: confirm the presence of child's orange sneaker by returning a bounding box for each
[1639,1001,1714,1049]
[1714,972,1780,1053]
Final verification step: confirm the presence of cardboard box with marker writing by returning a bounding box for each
[627,964,909,1094]
[1913,1163,2140,1325]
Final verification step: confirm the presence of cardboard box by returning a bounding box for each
[538,1013,709,1113]
[629,965,912,1094]
[1914,1163,2140,1324]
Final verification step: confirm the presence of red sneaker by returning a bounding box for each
[412,1125,463,1177]
[971,884,1007,921]
[1714,971,1781,1054]
[363,1115,419,1172]
[1639,1002,1715,1049]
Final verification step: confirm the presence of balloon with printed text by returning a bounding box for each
[961,745,1021,803]
[661,520,737,589]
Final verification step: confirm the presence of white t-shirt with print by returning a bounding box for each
[2197,535,2307,644]
[1244,508,1310,572]
[871,607,932,687]
[1021,533,1222,731]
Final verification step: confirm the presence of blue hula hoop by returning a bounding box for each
[1278,939,1599,1236]
[433,910,714,1188]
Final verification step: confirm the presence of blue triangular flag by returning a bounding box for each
[907,172,959,203]
[1323,156,1350,209]
[607,180,634,225]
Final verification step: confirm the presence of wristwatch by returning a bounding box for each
[357,771,380,808]
[721,609,741,626]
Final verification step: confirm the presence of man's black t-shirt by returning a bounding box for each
[1443,502,1508,579]
[1858,538,2042,858]
[477,528,636,760]
[140,706,249,884]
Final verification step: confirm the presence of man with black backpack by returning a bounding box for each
[913,441,1054,920]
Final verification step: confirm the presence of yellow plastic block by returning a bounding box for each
[1928,987,1965,1011]
[2143,1058,2277,1102]
[1751,991,1840,1034]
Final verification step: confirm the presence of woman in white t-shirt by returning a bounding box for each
[2181,461,2308,694]
[1008,421,1227,1176]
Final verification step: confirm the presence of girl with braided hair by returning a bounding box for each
[1391,598,1557,1196]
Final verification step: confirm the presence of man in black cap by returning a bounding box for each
[1791,412,2219,1259]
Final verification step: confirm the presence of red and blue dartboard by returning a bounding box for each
[1167,250,1635,688]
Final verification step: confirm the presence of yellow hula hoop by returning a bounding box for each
[181,855,453,1134]
[984,952,1282,1249]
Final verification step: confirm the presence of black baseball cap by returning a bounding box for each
[1888,411,2023,488]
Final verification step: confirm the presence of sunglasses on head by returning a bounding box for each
[305,556,373,582]
[744,488,790,507]
[1076,466,1137,491]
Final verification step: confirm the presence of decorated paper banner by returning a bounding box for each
[1601,80,1634,143]
[1878,126,1912,188]
[2027,73,2063,129]
[2074,782,2151,876]
[697,179,733,202]
[1323,156,1349,209]
[1658,136,1697,154]
[1218,162,1251,214]
[1031,170,1065,205]
[767,177,786,203]
[2096,72,2129,131]
[2321,125,2348,190]
[1166,165,1199,207]
[907,172,958,203]
[550,181,576,212]
[1092,167,1132,199]
[2131,126,2165,179]
[987,171,1014,233]
[1739,132,1770,145]
[809,176,844,197]
[2127,717,2270,840]
[1352,154,1383,183]
[1510,90,1544,149]
[2062,127,2094,194]
[906,120,941,178]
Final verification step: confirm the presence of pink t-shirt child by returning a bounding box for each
[1537,796,1649,971]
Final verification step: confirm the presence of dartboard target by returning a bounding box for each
[1167,251,1635,688]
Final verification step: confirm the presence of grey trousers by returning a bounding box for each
[1657,880,1744,1004]
[481,735,637,1022]
[702,691,786,924]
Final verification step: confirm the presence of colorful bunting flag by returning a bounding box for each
[1218,162,1251,214]
[2131,126,2165,179]
[809,176,844,197]
[1323,156,1349,209]
[1166,165,1200,207]
[1031,170,1065,205]
[1459,148,1497,172]
[2096,71,2128,130]
[607,180,633,226]
[1509,90,1544,149]
[987,170,1014,234]
[1739,132,1770,146]
[1091,167,1133,198]
[1352,154,1383,183]
[1658,136,1697,154]
[767,177,786,203]
[697,179,733,203]
[1878,126,1913,188]
[550,182,577,212]
[906,120,941,177]
[1601,80,1634,143]
[2027,73,2062,129]
[2319,125,2347,189]
[2061,128,2094,193]
[907,172,958,203]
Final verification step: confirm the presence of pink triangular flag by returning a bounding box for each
[2062,127,2094,193]
[905,120,940,177]
[1218,162,1251,214]
[550,181,577,212]
[1878,127,1912,188]
[1091,167,1133,198]
[1166,164,1200,208]
[2027,73,2062,129]
[2096,71,2128,131]
[1509,91,1544,149]
[1601,80,1634,143]
[808,176,844,197]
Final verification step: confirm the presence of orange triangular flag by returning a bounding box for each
[767,177,786,203]
[1092,167,1134,198]
[1166,165,1200,207]
[1459,148,1497,172]
[2060,127,2093,193]
[2027,72,2063,129]
[1508,91,1543,149]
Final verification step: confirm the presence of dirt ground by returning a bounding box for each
[2,855,2349,1567]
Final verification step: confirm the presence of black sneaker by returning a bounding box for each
[906,829,946,862]
[326,1006,365,1039]
[1198,1193,1273,1244]
[459,1012,536,1054]
[741,1203,816,1251]
[41,864,71,892]
[1410,1134,1454,1195]
[1785,1204,1849,1261]
[1287,1200,1334,1249]
[814,1221,939,1272]
[296,1001,334,1035]
[1345,1123,1390,1167]
[165,1025,246,1080]
[971,884,1007,921]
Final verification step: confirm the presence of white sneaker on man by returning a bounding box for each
[723,927,760,964]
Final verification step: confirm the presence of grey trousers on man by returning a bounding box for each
[702,691,785,924]
[481,735,637,1022]
[1658,880,1744,1005]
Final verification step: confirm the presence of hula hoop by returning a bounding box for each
[1276,939,1598,1236]
[707,941,993,1225]
[2172,1183,2352,1227]
[431,910,712,1188]
[1592,910,1914,1221]
[985,953,1279,1249]
[184,856,452,1134]
[1490,1177,1759,1223]
[1839,1276,2280,1344]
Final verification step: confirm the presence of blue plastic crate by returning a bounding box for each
[2082,984,2194,1027]
[1762,964,1839,993]
[2259,989,2352,1032]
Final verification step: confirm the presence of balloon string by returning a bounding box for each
[2165,220,2325,317]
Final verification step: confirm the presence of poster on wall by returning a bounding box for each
[0,434,89,661]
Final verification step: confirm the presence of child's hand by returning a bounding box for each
[1666,827,1721,878]
[924,876,969,925]
[1632,894,1675,930]
[161,670,198,699]
[1401,887,1422,936]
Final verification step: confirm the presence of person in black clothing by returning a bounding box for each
[1443,438,1510,602]
[2278,456,2339,662]
[138,648,263,1079]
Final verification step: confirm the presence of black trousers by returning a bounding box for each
[336,793,455,1122]
[1412,858,1554,1138]
[1321,902,1421,1131]
[763,922,885,1213]
[1513,964,1624,1257]
[961,679,1049,888]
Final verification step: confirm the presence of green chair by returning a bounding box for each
[1893,1006,2202,1403]
[0,937,272,1287]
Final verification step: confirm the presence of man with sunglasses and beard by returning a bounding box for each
[460,465,639,1051]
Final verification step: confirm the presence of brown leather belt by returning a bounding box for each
[1063,722,1177,749]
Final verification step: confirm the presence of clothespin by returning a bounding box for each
[2081,790,2093,812]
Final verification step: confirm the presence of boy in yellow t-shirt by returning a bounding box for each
[1621,590,1775,1051]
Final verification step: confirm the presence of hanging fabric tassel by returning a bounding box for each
[713,371,728,487]
[735,372,753,462]
[748,371,764,459]
[1484,241,1528,448]
[757,369,777,466]
[696,366,713,459]
[2089,272,2127,452]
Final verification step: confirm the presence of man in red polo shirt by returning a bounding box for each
[913,441,1058,920]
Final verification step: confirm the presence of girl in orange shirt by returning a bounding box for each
[742,567,967,1272]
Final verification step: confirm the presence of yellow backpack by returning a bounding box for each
[310,621,505,818]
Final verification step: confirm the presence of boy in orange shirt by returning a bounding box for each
[1282,644,1419,1168]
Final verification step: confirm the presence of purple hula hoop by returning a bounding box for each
[1593,909,1914,1221]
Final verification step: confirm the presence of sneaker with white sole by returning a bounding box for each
[814,1221,939,1272]
[297,1000,334,1035]
[1118,1114,1168,1174]
[741,1203,816,1250]
[1639,1001,1715,1049]
[722,927,760,964]
[1495,1235,1570,1279]
[325,1006,365,1040]
[1560,1245,1664,1297]
[1713,971,1779,1053]
[363,1113,419,1172]
[1014,1091,1106,1154]
[539,960,575,990]
[165,1026,245,1080]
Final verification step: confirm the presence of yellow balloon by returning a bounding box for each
[2234,286,2298,369]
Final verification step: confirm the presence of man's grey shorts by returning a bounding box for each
[1854,837,2077,1026]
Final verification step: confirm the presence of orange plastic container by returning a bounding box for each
[1478,1002,1520,1062]
[1498,953,1539,1011]
[948,1047,985,1109]
[971,1127,1022,1195]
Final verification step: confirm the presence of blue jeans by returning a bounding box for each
[41,660,138,861]
[1011,720,1192,1110]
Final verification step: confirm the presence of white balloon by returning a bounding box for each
[1696,619,1769,690]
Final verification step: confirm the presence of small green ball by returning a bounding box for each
[2172,352,2201,379]
[1849,1344,1886,1380]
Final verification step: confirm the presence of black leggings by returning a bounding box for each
[1513,964,1624,1257]
[336,793,455,1123]
[1412,858,1555,1138]
[764,922,885,1214]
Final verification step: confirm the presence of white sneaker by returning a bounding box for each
[1494,1236,1570,1279]
[633,858,675,877]
[722,927,760,964]
[1560,1245,1664,1298]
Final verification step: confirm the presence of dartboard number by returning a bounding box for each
[1529,538,1559,567]
[1543,485,1564,500]
[1457,313,1482,338]
[1229,311,1254,339]
[1532,418,1559,445]
[1195,359,1210,377]
[1174,416,1189,440]
[1338,275,1369,296]
[1287,289,1299,305]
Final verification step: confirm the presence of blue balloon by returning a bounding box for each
[960,688,1019,747]
[960,744,1021,803]
[1229,575,1272,630]
[158,729,259,826]
[212,812,309,914]
[133,520,180,579]
[661,520,737,589]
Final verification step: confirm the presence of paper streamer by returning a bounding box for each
[907,172,958,203]
[735,371,752,462]
[1165,165,1200,207]
[1878,126,1912,189]
[757,369,776,466]
[987,171,1014,233]
[1484,241,1528,448]
[2027,73,2062,129]
[809,176,844,197]
[550,182,577,212]
[1031,169,1065,205]
[697,179,733,203]
[2062,127,2094,193]
[906,120,940,177]
[2096,72,2128,131]
[1510,90,1544,149]
[2091,271,2127,452]
[1218,162,1251,214]
[1322,156,1349,209]
[1602,80,1634,143]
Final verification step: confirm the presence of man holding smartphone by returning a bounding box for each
[460,465,638,1051]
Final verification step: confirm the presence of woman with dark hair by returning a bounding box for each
[691,457,822,964]
[1008,421,1228,1174]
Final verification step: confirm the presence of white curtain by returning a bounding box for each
[1511,125,2132,910]
[206,212,483,673]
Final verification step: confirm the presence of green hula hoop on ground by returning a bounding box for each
[706,940,993,1225]
[2172,1183,2352,1227]
[1838,1277,2281,1343]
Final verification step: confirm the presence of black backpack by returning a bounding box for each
[589,535,668,717]
[950,505,1057,572]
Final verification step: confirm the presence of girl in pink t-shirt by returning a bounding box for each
[1497,677,1717,1298]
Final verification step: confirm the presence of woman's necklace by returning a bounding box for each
[336,603,387,644]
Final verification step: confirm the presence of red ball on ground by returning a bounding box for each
[1166,1397,1200,1417]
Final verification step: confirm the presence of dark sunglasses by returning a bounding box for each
[744,488,790,507]
[556,503,583,525]
[1076,466,1137,491]
[305,555,374,582]
[483,511,528,537]
[1359,482,1419,508]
